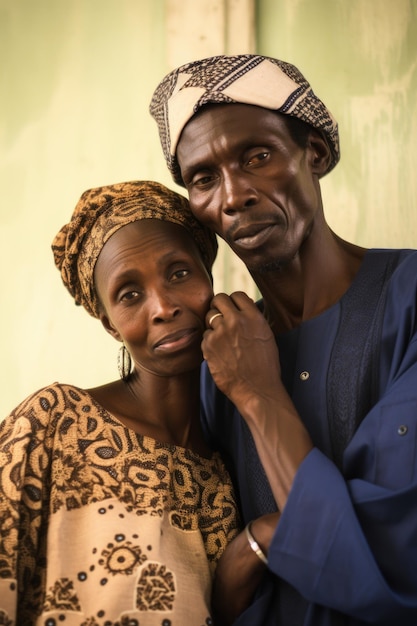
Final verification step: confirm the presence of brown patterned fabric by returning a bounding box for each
[52,180,218,318]
[0,383,239,625]
[149,54,340,185]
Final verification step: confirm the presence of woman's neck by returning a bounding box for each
[88,366,210,455]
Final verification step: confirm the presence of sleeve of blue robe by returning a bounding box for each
[269,252,417,624]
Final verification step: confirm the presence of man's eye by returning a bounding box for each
[247,151,269,166]
[191,173,214,187]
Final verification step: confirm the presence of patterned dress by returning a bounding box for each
[0,383,240,626]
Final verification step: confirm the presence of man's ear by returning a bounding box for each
[307,130,332,177]
[100,313,122,341]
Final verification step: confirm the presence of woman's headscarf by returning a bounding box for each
[52,180,218,318]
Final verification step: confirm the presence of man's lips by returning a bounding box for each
[232,223,276,249]
[153,327,199,351]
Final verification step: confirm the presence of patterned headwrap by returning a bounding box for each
[52,180,218,318]
[149,54,340,185]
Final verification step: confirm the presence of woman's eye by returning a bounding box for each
[171,269,189,280]
[120,290,141,302]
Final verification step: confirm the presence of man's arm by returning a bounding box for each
[203,291,313,512]
[212,513,279,625]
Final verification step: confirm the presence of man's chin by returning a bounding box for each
[247,258,288,274]
[229,240,292,274]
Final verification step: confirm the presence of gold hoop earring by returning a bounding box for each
[117,344,132,381]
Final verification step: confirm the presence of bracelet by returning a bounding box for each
[244,522,268,565]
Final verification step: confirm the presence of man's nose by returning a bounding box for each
[222,170,258,215]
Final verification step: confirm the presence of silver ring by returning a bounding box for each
[208,312,223,328]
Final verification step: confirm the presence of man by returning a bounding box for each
[150,55,417,625]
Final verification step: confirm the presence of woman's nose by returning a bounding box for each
[150,289,181,323]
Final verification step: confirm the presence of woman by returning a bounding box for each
[0,180,240,625]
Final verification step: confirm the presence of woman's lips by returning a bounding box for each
[154,328,199,352]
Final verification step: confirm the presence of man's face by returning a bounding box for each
[177,103,325,273]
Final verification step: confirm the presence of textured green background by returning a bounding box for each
[1,0,416,416]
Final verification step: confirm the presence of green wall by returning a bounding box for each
[257,0,417,247]
[1,0,416,417]
[1,1,170,416]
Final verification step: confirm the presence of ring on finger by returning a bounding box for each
[208,312,223,329]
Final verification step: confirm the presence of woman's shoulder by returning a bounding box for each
[12,381,88,409]
[3,382,94,428]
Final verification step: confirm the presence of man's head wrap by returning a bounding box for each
[149,54,340,186]
[52,180,218,318]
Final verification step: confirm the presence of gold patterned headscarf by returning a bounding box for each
[149,54,340,186]
[52,180,218,318]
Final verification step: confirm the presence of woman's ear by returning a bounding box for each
[100,313,122,342]
[307,130,332,177]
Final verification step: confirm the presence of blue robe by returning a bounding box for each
[201,249,417,625]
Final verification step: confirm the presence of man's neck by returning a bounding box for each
[251,233,366,334]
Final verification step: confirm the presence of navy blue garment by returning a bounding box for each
[200,249,417,625]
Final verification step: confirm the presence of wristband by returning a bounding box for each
[245,522,268,565]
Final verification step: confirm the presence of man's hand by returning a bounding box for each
[212,512,280,625]
[203,291,282,407]
[203,291,313,511]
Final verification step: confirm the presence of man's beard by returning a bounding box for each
[248,257,288,274]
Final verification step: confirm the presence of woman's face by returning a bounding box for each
[95,219,213,377]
